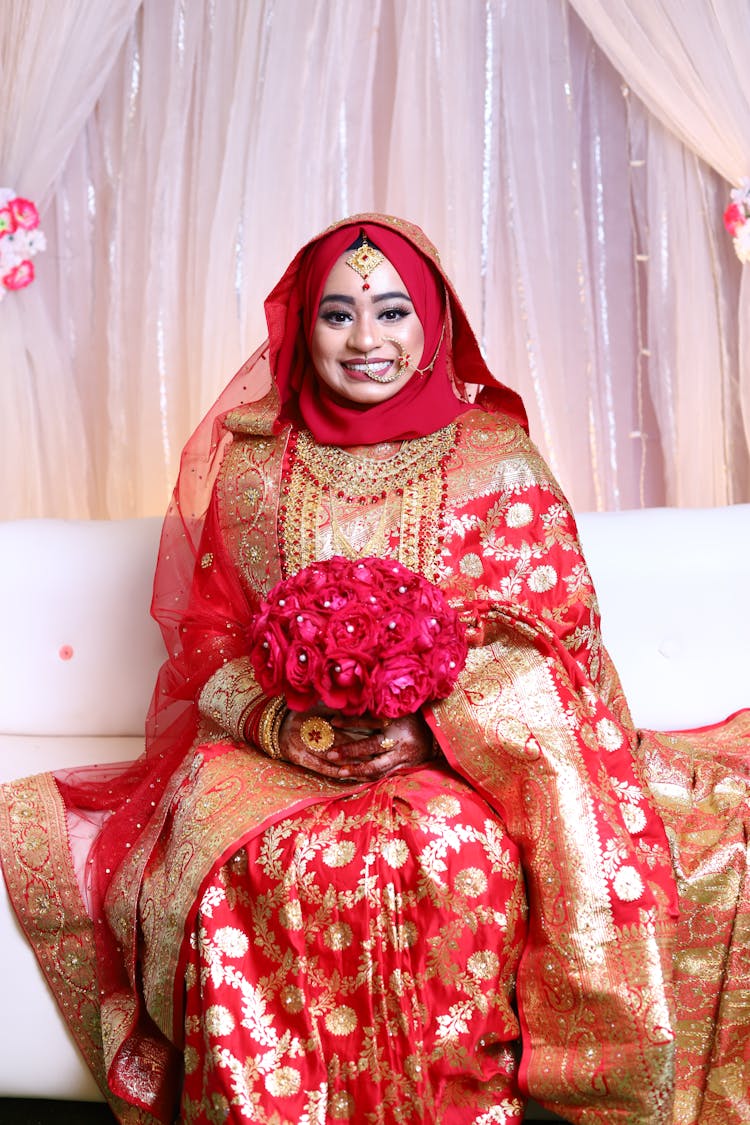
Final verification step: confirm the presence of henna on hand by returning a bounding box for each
[278,709,435,781]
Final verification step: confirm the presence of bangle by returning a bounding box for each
[257,696,287,760]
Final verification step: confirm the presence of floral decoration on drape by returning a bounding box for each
[0,189,45,299]
[723,179,750,263]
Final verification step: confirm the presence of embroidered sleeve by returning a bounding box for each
[428,413,676,1121]
[197,656,266,742]
[439,412,604,687]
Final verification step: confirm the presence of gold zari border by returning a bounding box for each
[431,627,676,1124]
[197,655,265,741]
[0,774,159,1124]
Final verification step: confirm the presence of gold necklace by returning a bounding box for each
[329,494,390,559]
[294,423,457,499]
[281,424,457,577]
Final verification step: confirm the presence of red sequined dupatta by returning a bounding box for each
[1,215,526,1119]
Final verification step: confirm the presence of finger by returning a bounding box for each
[333,753,417,780]
[324,733,391,763]
[328,714,389,732]
[285,747,361,781]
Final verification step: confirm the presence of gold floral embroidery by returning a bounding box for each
[293,424,456,497]
[197,656,265,741]
[223,386,280,435]
[432,628,676,1119]
[217,424,288,598]
[0,776,160,1124]
[139,747,347,1039]
[279,426,455,578]
[637,714,750,1122]
[180,768,528,1123]
[325,1005,358,1035]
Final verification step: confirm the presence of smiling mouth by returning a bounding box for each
[342,359,401,384]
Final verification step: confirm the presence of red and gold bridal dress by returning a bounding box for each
[2,397,746,1124]
[158,400,675,1124]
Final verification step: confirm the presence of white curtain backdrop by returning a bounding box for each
[566,0,750,182]
[0,0,143,516]
[2,0,748,518]
[567,0,750,505]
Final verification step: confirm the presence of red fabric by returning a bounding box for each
[49,215,531,1117]
[267,217,527,445]
[271,221,471,444]
[179,767,528,1124]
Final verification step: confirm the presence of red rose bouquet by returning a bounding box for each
[248,556,467,718]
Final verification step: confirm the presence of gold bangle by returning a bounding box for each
[257,696,287,760]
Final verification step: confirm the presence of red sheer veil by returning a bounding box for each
[54,214,528,1115]
[61,213,527,805]
[152,216,526,778]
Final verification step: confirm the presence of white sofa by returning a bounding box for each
[1,508,749,1113]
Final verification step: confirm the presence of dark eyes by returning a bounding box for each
[320,305,412,326]
[319,310,352,326]
[380,306,410,322]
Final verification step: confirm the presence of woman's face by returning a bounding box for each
[310,252,425,405]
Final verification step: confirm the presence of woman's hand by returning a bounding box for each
[278,708,435,781]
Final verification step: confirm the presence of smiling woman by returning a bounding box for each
[310,241,426,401]
[0,215,677,1125]
[4,215,745,1125]
[272,220,477,450]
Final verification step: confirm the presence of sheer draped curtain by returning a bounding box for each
[0,0,142,517]
[567,0,750,505]
[2,0,747,518]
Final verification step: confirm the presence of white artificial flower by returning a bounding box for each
[0,237,22,272]
[730,177,750,207]
[734,222,750,264]
[24,229,46,254]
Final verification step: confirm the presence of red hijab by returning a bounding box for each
[265,218,527,444]
[52,217,529,1120]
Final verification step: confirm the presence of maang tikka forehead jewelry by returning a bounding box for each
[345,234,385,291]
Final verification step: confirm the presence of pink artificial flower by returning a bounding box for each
[249,555,468,717]
[368,654,432,719]
[0,206,16,237]
[282,641,324,711]
[319,653,372,714]
[2,259,34,290]
[10,197,39,230]
[723,202,746,238]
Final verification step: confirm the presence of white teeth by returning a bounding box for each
[344,361,390,374]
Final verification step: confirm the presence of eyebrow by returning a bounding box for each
[319,290,413,307]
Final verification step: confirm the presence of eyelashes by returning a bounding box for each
[379,305,411,322]
[319,305,412,326]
